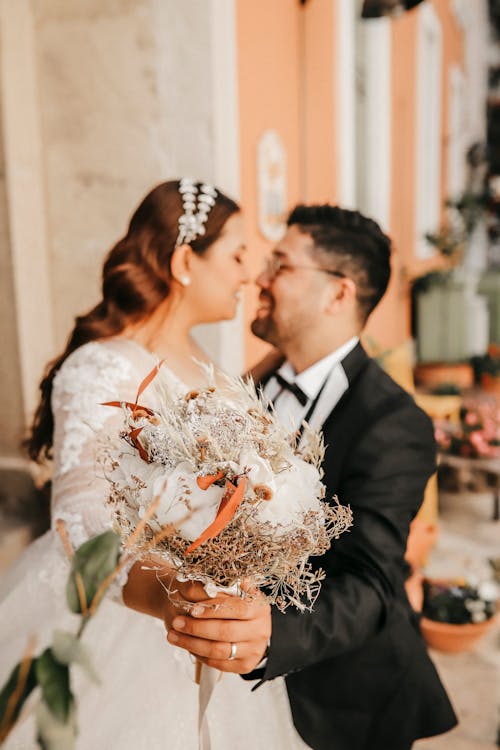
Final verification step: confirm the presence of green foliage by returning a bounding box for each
[448,190,489,236]
[66,531,121,614]
[429,382,462,396]
[414,178,490,293]
[424,228,463,259]
[0,659,37,741]
[0,529,121,748]
[471,347,500,379]
[411,269,453,295]
[35,649,72,724]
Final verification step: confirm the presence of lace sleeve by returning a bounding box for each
[50,342,139,589]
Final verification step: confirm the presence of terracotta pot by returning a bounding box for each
[414,362,474,390]
[480,373,500,396]
[420,615,497,653]
[405,519,439,571]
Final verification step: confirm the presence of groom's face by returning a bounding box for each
[251,226,336,349]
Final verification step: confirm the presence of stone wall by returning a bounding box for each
[33,0,215,346]
[0,50,24,458]
[0,0,241,460]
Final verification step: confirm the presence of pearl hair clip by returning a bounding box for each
[176,178,218,247]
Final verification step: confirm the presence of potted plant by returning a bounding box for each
[413,144,491,370]
[434,399,500,459]
[471,344,500,395]
[420,578,498,652]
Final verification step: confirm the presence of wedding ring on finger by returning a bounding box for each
[228,642,237,661]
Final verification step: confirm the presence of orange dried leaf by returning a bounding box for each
[101,400,156,417]
[196,471,225,490]
[217,480,236,514]
[135,360,164,405]
[185,477,247,554]
[128,426,149,463]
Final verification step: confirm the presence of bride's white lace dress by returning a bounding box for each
[0,338,307,749]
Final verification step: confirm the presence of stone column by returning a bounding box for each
[0,0,55,457]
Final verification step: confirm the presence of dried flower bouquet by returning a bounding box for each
[101,362,352,611]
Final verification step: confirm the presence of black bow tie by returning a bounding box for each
[273,372,309,407]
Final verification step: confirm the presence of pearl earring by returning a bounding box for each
[180,276,191,287]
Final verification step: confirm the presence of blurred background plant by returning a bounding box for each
[422,577,498,624]
[471,343,500,393]
[435,399,500,459]
[412,143,490,297]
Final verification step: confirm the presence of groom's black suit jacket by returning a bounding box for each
[254,343,457,750]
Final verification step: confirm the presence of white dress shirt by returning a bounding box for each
[265,336,359,434]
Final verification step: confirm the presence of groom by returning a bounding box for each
[167,205,457,750]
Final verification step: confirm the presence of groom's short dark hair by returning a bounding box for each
[287,204,391,323]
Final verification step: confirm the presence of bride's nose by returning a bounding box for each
[255,266,271,289]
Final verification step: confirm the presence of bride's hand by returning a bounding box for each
[123,558,208,624]
[165,590,271,674]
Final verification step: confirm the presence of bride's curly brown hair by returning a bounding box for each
[26,180,239,464]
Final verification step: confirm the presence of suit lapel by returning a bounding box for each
[321,342,370,433]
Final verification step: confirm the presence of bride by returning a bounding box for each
[0,180,307,749]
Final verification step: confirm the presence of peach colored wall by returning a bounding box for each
[237,0,302,367]
[366,0,464,351]
[238,0,464,361]
[364,9,420,351]
[432,0,464,210]
[390,10,419,278]
[302,0,338,203]
[237,0,338,368]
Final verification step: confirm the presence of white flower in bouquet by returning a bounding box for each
[100,362,352,611]
[153,461,224,540]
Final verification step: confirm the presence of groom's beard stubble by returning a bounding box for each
[251,290,282,347]
[251,304,280,348]
[250,314,276,345]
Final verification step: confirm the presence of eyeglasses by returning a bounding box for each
[264,255,346,280]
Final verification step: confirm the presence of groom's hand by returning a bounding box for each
[166,593,271,674]
[161,579,210,629]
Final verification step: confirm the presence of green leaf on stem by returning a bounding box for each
[66,531,121,614]
[35,649,72,724]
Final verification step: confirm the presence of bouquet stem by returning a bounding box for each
[194,659,202,685]
[197,662,219,750]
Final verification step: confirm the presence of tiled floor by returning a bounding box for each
[415,490,500,750]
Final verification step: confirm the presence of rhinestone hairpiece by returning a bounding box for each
[176,178,218,247]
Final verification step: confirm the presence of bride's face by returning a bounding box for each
[190,212,249,322]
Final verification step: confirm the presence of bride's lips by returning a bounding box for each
[255,294,273,318]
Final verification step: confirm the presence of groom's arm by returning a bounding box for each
[262,400,436,679]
